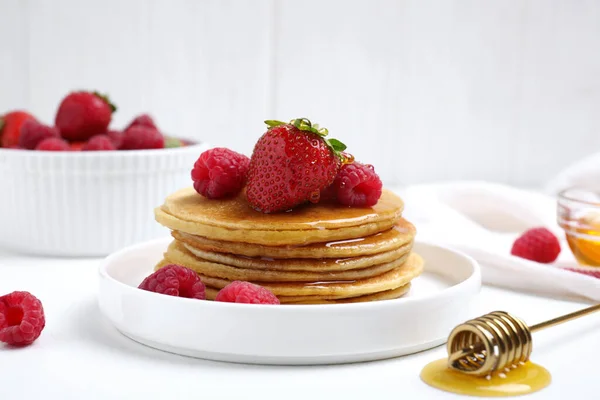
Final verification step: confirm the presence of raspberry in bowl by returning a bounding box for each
[0,91,209,256]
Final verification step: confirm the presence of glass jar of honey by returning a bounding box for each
[557,187,600,267]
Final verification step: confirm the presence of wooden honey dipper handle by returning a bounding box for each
[447,303,600,376]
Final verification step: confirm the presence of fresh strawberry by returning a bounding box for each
[0,111,36,148]
[125,114,157,131]
[246,118,346,213]
[55,91,117,141]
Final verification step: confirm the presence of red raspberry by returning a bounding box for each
[0,291,45,346]
[511,227,561,263]
[191,147,250,199]
[125,114,157,131]
[332,162,382,207]
[138,264,206,299]
[215,281,280,304]
[19,119,60,150]
[35,137,70,151]
[106,130,124,148]
[82,135,116,151]
[120,126,164,150]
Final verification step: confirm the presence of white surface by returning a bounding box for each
[2,0,600,186]
[98,239,480,364]
[400,181,600,302]
[0,143,209,256]
[1,245,599,399]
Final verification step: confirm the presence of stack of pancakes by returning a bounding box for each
[154,187,423,304]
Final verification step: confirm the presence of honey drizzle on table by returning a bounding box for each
[420,359,551,397]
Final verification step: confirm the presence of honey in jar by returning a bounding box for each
[563,211,600,267]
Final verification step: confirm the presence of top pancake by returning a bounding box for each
[155,187,404,246]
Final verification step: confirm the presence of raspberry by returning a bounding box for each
[215,281,280,304]
[120,126,164,150]
[125,114,157,131]
[0,291,45,346]
[511,227,561,263]
[191,147,250,199]
[106,130,124,148]
[82,135,116,151]
[332,162,382,207]
[35,137,71,151]
[19,119,60,150]
[138,264,206,299]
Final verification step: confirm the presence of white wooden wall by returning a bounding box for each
[2,0,600,187]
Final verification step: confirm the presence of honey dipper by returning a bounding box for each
[446,303,600,376]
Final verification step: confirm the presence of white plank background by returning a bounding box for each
[1,0,599,186]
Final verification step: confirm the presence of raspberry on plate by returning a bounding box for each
[120,126,164,150]
[82,135,116,151]
[18,119,60,150]
[191,148,250,199]
[138,264,206,299]
[35,137,71,151]
[332,162,382,207]
[215,281,280,304]
[0,291,46,346]
[511,227,561,263]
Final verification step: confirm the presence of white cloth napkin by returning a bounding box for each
[397,179,600,303]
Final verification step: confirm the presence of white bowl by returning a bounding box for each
[98,238,481,365]
[0,143,209,256]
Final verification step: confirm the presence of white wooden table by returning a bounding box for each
[1,246,599,400]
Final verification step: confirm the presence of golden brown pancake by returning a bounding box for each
[171,218,416,259]
[162,252,424,298]
[203,283,411,304]
[154,187,404,245]
[181,241,412,272]
[157,240,410,282]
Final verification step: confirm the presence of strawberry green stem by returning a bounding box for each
[264,117,347,159]
[93,91,118,113]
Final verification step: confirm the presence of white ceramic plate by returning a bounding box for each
[98,238,481,365]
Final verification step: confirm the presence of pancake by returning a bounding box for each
[203,283,411,304]
[158,240,410,282]
[283,283,411,304]
[181,241,412,272]
[185,252,424,297]
[172,218,415,259]
[155,187,404,245]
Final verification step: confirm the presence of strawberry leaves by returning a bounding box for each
[264,118,347,158]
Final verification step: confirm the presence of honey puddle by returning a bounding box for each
[420,359,551,397]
